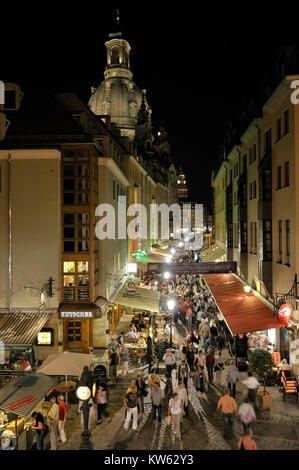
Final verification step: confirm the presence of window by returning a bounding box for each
[253,144,256,162]
[284,110,289,135]
[254,222,257,254]
[285,161,289,187]
[286,220,290,266]
[249,182,252,200]
[276,118,281,141]
[63,261,89,302]
[277,166,282,190]
[278,220,282,263]
[243,154,247,172]
[113,180,116,200]
[264,220,272,261]
[253,181,257,199]
[0,165,1,192]
[249,148,253,165]
[4,90,16,109]
[265,129,272,153]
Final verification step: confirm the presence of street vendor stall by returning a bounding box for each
[0,374,57,450]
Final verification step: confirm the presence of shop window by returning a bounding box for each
[64,241,75,252]
[78,226,89,239]
[78,213,89,225]
[78,241,89,252]
[64,261,75,273]
[64,214,75,225]
[36,328,54,346]
[78,275,89,286]
[64,275,75,287]
[64,227,75,238]
[78,261,89,273]
[64,289,75,300]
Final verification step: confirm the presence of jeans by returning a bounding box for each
[207,366,214,383]
[138,395,144,413]
[222,412,234,440]
[97,403,106,420]
[152,403,162,422]
[36,429,44,450]
[124,406,138,430]
[228,382,236,398]
[166,364,173,378]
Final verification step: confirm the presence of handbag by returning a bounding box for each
[166,415,172,426]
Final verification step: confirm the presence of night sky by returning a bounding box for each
[2,5,298,209]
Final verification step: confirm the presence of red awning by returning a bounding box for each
[204,273,282,334]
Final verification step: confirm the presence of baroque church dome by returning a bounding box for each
[88,15,151,141]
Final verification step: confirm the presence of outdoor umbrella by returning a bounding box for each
[55,380,77,393]
[37,351,96,402]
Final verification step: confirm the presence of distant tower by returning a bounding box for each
[88,9,151,141]
[177,169,188,200]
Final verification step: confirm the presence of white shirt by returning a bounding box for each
[163,353,175,365]
[242,376,260,390]
[169,398,182,415]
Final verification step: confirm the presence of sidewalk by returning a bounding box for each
[58,309,147,450]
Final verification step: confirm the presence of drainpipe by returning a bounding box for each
[8,153,12,314]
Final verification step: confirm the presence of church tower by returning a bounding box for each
[177,169,188,200]
[88,10,151,141]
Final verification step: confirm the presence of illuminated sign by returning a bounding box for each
[132,251,146,261]
[61,312,93,318]
[37,332,52,345]
[277,303,293,324]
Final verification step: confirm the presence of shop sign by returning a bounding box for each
[277,303,293,324]
[60,311,93,318]
[147,261,237,274]
[8,395,37,411]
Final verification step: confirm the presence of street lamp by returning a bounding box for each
[167,299,175,348]
[163,272,170,280]
[243,285,251,294]
[76,366,94,450]
[170,248,176,255]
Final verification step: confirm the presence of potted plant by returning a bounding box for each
[248,349,275,410]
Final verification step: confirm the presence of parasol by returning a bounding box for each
[55,380,77,393]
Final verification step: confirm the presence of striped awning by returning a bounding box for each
[0,312,52,346]
[0,374,57,417]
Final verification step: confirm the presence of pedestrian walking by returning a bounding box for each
[198,318,210,348]
[47,396,59,450]
[168,393,185,438]
[227,360,239,398]
[120,344,129,376]
[96,385,107,424]
[204,333,218,354]
[162,348,176,378]
[30,411,45,450]
[214,351,225,387]
[193,365,208,396]
[217,388,238,440]
[150,382,164,422]
[177,360,191,389]
[206,349,215,383]
[148,369,160,389]
[238,427,258,450]
[108,348,118,384]
[124,384,142,432]
[186,344,195,372]
[136,375,147,413]
[242,372,260,406]
[174,382,188,416]
[57,395,68,446]
[238,397,256,432]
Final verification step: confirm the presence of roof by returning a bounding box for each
[0,312,52,345]
[203,273,282,335]
[114,286,160,313]
[0,373,57,417]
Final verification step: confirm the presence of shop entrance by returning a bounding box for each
[65,319,83,349]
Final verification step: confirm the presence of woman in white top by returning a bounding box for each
[214,351,225,387]
[168,393,184,437]
[174,382,188,418]
[238,397,256,432]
